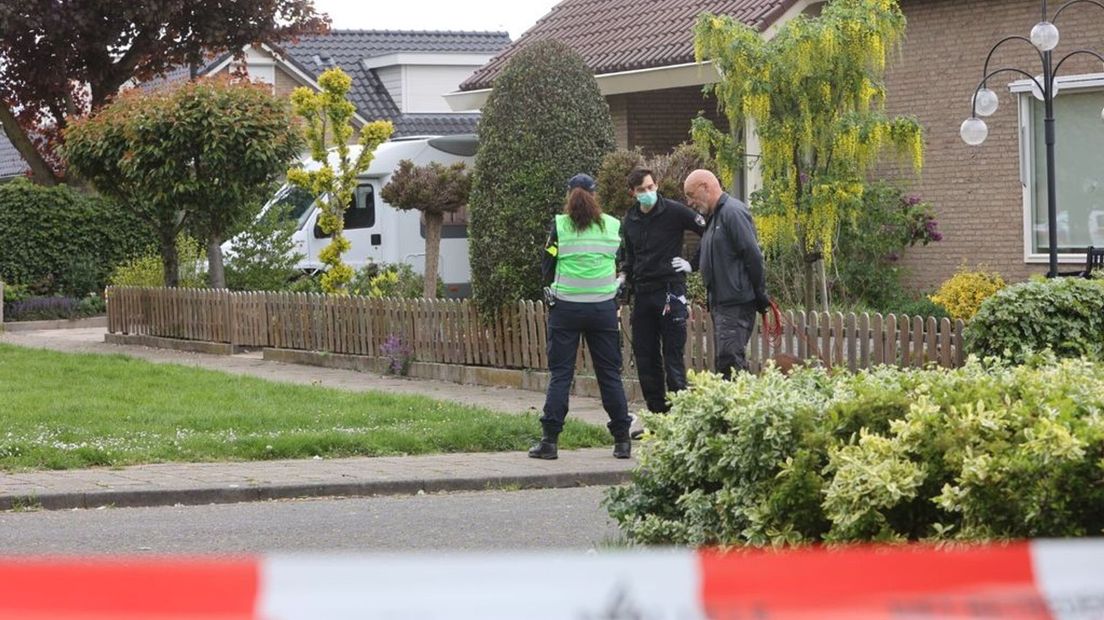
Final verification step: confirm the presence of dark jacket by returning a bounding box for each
[699,193,767,307]
[617,194,706,292]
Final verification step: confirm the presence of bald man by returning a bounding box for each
[683,170,770,378]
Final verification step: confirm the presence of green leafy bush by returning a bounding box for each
[965,277,1104,363]
[606,356,1104,546]
[597,144,712,219]
[108,237,206,288]
[468,40,615,316]
[350,263,443,299]
[224,201,304,291]
[0,179,153,296]
[596,148,644,218]
[765,182,942,312]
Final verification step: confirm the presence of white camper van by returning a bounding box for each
[235,134,477,297]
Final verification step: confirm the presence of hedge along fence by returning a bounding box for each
[106,287,967,373]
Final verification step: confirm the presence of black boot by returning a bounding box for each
[528,435,558,460]
[612,435,631,459]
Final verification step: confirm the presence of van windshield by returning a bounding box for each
[268,186,317,228]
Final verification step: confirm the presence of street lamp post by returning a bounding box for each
[961,0,1104,277]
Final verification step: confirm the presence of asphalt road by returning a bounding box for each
[0,486,624,554]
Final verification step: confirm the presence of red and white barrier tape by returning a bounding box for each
[1,540,1103,619]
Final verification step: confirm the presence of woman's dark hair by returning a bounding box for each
[565,187,604,232]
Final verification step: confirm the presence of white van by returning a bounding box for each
[234,134,477,297]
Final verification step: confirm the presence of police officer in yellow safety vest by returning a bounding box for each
[530,173,632,461]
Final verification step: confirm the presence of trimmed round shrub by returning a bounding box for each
[965,277,1104,363]
[596,148,645,218]
[0,179,153,295]
[929,266,1005,320]
[468,40,615,316]
[606,356,1104,546]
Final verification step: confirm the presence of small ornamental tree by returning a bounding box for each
[65,78,303,288]
[468,40,615,316]
[692,0,924,309]
[287,68,393,295]
[0,0,327,185]
[381,160,471,299]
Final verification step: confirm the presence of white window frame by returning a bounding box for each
[1012,72,1104,264]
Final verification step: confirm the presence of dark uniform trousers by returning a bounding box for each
[540,299,631,439]
[631,282,689,413]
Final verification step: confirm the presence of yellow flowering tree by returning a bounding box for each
[287,68,393,294]
[692,0,924,309]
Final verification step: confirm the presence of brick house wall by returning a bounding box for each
[607,85,729,156]
[884,0,1104,290]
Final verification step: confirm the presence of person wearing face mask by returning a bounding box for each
[683,169,770,379]
[617,167,706,437]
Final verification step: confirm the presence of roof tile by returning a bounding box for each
[460,0,798,90]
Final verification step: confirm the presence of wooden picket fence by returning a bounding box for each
[106,286,966,373]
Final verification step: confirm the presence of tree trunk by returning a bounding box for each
[818,256,830,313]
[0,103,59,186]
[424,213,443,299]
[207,235,226,289]
[803,251,816,311]
[160,230,180,288]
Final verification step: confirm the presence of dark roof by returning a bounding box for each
[133,30,509,138]
[460,0,799,91]
[136,52,232,92]
[277,30,511,122]
[393,113,481,137]
[0,133,29,180]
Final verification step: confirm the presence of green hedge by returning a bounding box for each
[0,179,153,295]
[606,357,1104,546]
[468,40,615,316]
[966,277,1104,363]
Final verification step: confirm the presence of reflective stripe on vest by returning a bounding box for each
[551,213,620,303]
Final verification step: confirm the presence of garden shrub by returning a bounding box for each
[349,262,443,299]
[108,237,206,288]
[596,148,644,218]
[224,201,304,291]
[765,182,942,312]
[966,276,1104,363]
[3,292,105,321]
[929,266,1005,320]
[0,178,153,296]
[468,40,615,316]
[606,355,1104,546]
[597,144,712,219]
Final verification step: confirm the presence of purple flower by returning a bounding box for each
[379,334,414,375]
[906,194,923,206]
[930,231,944,242]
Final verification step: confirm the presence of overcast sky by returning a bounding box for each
[310,0,559,40]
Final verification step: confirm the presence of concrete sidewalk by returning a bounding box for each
[0,327,639,511]
[0,448,634,511]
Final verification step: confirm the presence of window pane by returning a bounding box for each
[345,184,376,230]
[1032,88,1104,253]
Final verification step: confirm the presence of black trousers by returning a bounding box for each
[631,283,689,413]
[540,299,631,439]
[711,302,758,380]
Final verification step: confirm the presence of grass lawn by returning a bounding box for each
[0,344,609,471]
